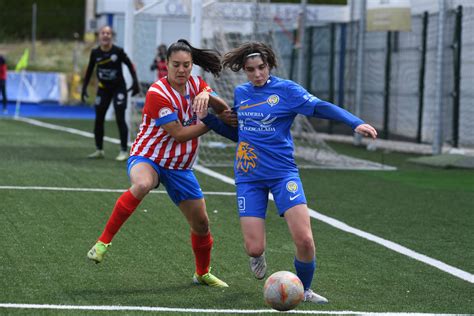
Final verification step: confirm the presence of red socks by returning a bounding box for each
[191,232,213,276]
[98,190,141,244]
[97,190,213,276]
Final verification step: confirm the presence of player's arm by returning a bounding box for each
[193,79,230,114]
[312,99,377,138]
[81,50,96,102]
[193,90,229,114]
[161,120,210,143]
[208,93,230,114]
[197,108,238,142]
[287,82,377,139]
[149,91,209,143]
[82,51,95,88]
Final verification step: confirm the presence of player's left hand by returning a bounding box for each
[218,109,238,127]
[355,123,377,139]
[192,91,210,113]
[129,81,140,96]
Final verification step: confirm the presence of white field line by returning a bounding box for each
[15,118,474,284]
[194,165,474,284]
[15,116,120,144]
[0,303,467,315]
[0,186,235,196]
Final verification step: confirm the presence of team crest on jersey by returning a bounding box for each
[159,107,173,118]
[267,94,279,107]
[286,181,298,193]
[236,141,258,173]
[111,54,118,62]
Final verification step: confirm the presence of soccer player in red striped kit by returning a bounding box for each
[87,39,230,287]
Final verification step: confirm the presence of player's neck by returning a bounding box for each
[168,80,186,95]
[100,44,113,52]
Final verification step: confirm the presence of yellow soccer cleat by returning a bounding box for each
[193,268,229,288]
[87,241,111,264]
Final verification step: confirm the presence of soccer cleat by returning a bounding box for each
[115,150,129,161]
[249,253,267,279]
[304,289,329,304]
[88,150,105,159]
[87,241,111,264]
[193,269,229,288]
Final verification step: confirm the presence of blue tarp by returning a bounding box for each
[6,71,61,103]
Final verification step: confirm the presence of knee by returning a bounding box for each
[192,215,209,235]
[131,180,154,198]
[295,235,315,255]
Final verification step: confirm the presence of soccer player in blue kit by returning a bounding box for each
[196,42,377,305]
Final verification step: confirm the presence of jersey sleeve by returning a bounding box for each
[233,85,244,108]
[285,81,364,130]
[144,90,178,126]
[285,81,318,116]
[82,49,97,90]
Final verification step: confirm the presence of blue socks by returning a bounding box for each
[294,257,316,291]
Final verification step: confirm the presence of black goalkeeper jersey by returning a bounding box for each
[83,45,136,89]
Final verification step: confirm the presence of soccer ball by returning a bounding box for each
[263,271,304,311]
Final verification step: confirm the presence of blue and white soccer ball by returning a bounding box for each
[263,271,304,311]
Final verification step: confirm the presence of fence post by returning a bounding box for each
[452,5,462,148]
[289,29,298,81]
[327,23,336,134]
[383,31,392,139]
[354,0,366,145]
[338,23,346,108]
[417,11,428,143]
[305,26,314,92]
[433,0,446,155]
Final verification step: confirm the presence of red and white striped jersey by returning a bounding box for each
[130,75,211,169]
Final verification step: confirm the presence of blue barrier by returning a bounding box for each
[6,71,64,103]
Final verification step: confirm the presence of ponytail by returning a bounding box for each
[167,39,222,77]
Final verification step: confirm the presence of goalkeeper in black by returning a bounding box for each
[82,25,140,161]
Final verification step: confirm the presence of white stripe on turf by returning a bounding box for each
[0,303,468,315]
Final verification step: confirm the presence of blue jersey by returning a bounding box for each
[233,76,364,184]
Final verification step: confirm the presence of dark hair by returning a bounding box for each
[222,42,277,72]
[167,39,222,77]
[97,25,115,37]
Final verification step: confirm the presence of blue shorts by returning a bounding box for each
[127,156,203,205]
[236,176,307,219]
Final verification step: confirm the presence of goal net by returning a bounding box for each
[197,0,393,170]
[124,0,394,170]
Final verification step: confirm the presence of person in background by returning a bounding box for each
[86,39,230,288]
[82,25,140,161]
[196,41,378,304]
[150,44,168,80]
[0,55,7,114]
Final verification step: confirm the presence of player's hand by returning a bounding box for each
[217,109,238,127]
[192,91,209,114]
[355,123,377,139]
[81,90,89,103]
[129,81,140,96]
[196,106,209,120]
